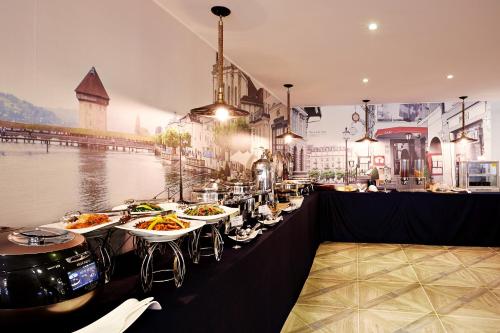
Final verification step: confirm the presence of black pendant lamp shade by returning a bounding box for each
[355,99,378,143]
[190,6,249,120]
[451,96,477,143]
[276,84,303,140]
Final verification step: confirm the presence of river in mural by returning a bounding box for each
[0,143,207,228]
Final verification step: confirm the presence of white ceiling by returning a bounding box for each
[154,0,500,106]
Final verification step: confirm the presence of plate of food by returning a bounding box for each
[116,213,205,241]
[112,202,176,215]
[176,204,239,221]
[41,213,122,234]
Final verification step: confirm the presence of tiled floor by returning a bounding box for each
[282,242,500,333]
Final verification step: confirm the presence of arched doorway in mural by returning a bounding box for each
[428,137,443,178]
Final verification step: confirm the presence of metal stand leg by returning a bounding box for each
[188,223,224,263]
[212,224,224,261]
[137,238,187,292]
[86,229,115,283]
[188,229,201,264]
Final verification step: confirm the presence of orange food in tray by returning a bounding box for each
[66,214,110,229]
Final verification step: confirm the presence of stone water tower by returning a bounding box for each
[75,67,110,131]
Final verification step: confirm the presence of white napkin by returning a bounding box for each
[74,297,162,333]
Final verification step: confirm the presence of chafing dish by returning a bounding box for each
[225,181,255,196]
[251,154,273,193]
[190,179,228,203]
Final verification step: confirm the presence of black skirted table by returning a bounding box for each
[319,190,500,246]
[47,193,321,333]
[13,190,500,332]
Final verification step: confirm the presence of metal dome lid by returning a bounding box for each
[0,226,84,256]
[8,227,74,247]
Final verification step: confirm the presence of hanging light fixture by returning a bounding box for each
[451,96,476,143]
[276,84,303,144]
[190,6,249,121]
[355,99,378,143]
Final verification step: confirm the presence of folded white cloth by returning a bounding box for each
[74,297,162,333]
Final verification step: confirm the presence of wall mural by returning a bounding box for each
[0,52,493,228]
[305,101,491,189]
[0,2,493,228]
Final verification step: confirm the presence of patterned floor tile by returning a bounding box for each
[292,304,358,332]
[404,249,462,266]
[297,279,358,308]
[359,310,445,333]
[309,262,357,280]
[287,242,500,332]
[403,244,448,251]
[313,253,356,266]
[412,264,482,287]
[467,266,500,288]
[358,262,418,284]
[490,288,500,301]
[316,242,357,255]
[359,281,434,313]
[450,250,498,266]
[440,315,500,333]
[448,246,495,252]
[358,247,408,264]
[424,285,500,319]
[310,256,355,274]
[281,311,313,333]
[358,243,401,249]
[469,253,500,269]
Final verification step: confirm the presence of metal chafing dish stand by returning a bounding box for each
[190,179,229,203]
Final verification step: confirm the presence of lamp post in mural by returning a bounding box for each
[169,120,189,204]
[342,127,351,184]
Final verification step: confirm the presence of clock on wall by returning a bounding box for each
[352,111,360,123]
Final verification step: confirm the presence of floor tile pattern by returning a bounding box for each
[281,243,500,333]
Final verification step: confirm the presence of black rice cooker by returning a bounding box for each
[0,226,103,316]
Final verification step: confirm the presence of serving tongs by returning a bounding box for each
[63,209,129,222]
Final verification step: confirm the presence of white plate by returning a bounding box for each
[41,215,122,234]
[228,229,259,243]
[260,216,283,227]
[111,202,177,215]
[282,205,300,213]
[176,205,239,222]
[116,216,205,242]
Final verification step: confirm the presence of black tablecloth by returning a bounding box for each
[319,191,500,246]
[8,191,500,332]
[47,193,320,333]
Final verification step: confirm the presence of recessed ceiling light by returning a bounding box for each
[362,78,369,83]
[447,74,454,79]
[368,23,378,31]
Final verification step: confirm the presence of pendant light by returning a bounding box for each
[190,6,249,121]
[451,96,476,143]
[355,99,378,143]
[276,84,303,143]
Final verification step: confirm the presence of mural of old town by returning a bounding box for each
[304,100,491,188]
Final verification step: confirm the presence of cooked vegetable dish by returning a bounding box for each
[129,202,163,212]
[183,204,225,216]
[135,214,190,231]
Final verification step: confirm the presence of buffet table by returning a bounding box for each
[319,191,500,246]
[11,190,500,332]
[53,193,321,333]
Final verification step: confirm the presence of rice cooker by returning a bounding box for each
[0,226,102,316]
